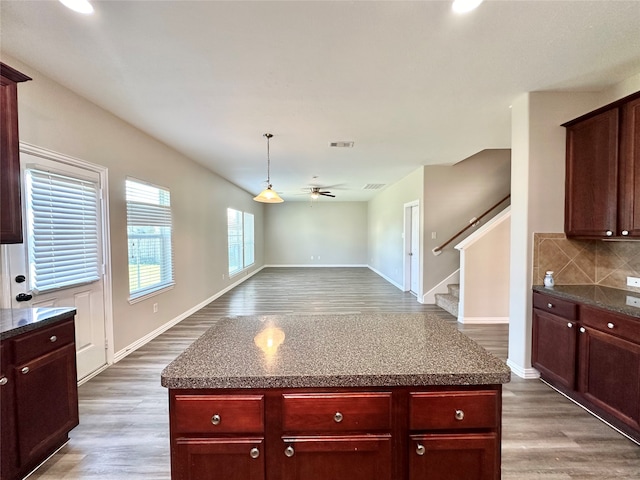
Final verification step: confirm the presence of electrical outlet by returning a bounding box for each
[627,276,640,288]
[317,255,320,260]
[311,256,314,260]
[222,273,225,280]
[626,296,640,308]
[153,303,158,313]
[431,232,437,239]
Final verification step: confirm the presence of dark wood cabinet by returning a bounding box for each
[532,293,578,390]
[564,91,640,239]
[169,386,502,480]
[0,62,31,244]
[0,315,79,480]
[532,290,640,443]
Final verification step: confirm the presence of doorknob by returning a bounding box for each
[15,293,33,302]
[15,275,26,283]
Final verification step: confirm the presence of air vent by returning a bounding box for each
[362,184,386,190]
[329,141,354,148]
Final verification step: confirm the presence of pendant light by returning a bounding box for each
[253,133,284,203]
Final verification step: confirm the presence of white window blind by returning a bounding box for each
[25,168,100,293]
[227,209,254,276]
[126,179,174,300]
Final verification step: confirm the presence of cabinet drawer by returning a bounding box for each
[533,292,577,321]
[581,306,640,344]
[409,391,498,431]
[173,395,264,434]
[282,392,392,432]
[12,319,75,365]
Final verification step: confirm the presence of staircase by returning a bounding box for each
[435,284,459,318]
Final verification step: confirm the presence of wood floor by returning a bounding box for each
[30,267,639,479]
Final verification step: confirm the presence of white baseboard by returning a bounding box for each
[457,316,510,324]
[263,264,368,268]
[113,266,264,363]
[423,270,460,304]
[506,359,541,379]
[367,265,403,291]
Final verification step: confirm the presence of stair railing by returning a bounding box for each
[432,194,511,256]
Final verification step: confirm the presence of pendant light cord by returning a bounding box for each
[264,133,273,186]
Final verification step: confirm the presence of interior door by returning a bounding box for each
[8,152,107,381]
[410,205,420,295]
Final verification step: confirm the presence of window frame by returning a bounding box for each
[227,208,255,277]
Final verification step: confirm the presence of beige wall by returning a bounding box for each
[424,149,511,294]
[0,54,264,353]
[264,202,367,266]
[368,168,423,288]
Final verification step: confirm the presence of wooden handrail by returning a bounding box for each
[432,194,511,256]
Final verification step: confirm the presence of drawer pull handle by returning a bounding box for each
[580,327,586,333]
[21,367,30,375]
[211,414,221,426]
[0,377,7,386]
[547,303,553,308]
[622,230,629,236]
[567,322,573,328]
[250,447,260,459]
[607,322,615,329]
[334,411,343,423]
[285,445,295,457]
[606,230,613,237]
[455,409,465,421]
[50,335,58,342]
[416,443,425,456]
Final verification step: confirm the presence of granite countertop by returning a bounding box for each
[533,284,640,319]
[161,312,511,390]
[0,307,77,340]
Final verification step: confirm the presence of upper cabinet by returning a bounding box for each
[564,91,640,239]
[0,62,32,244]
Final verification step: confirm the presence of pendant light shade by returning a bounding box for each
[254,133,284,203]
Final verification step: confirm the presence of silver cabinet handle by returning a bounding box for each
[567,322,573,328]
[211,414,221,426]
[622,230,629,236]
[250,447,260,459]
[285,445,295,457]
[580,327,586,333]
[455,409,465,421]
[334,411,343,423]
[21,367,30,374]
[547,303,553,308]
[607,322,614,329]
[0,377,7,386]
[416,443,425,456]
[606,230,613,236]
[50,335,57,342]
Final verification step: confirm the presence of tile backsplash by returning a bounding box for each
[533,233,640,293]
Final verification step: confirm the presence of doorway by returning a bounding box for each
[403,201,420,297]
[6,144,111,382]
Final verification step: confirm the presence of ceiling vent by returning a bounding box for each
[329,141,354,148]
[362,183,386,190]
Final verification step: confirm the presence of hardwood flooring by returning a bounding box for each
[29,267,639,479]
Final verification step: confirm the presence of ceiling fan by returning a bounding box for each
[309,187,335,199]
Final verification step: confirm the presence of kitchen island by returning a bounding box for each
[161,312,510,480]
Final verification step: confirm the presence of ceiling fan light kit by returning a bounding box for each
[253,133,284,204]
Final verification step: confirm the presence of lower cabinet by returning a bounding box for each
[0,315,79,480]
[169,387,502,480]
[532,291,640,443]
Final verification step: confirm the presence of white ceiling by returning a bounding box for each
[2,1,640,201]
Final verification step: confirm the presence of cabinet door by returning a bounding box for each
[618,96,640,237]
[172,437,264,480]
[14,343,79,465]
[409,433,498,480]
[565,108,619,237]
[281,435,392,480]
[532,308,578,389]
[578,327,640,431]
[0,342,18,480]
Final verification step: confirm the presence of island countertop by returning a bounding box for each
[161,312,511,389]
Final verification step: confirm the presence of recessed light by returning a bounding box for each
[59,0,94,15]
[452,0,484,14]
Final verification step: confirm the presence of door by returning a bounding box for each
[7,150,108,381]
[410,205,420,294]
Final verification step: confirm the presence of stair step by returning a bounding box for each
[447,284,460,298]
[435,293,459,318]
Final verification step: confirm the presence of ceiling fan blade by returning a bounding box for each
[320,192,336,197]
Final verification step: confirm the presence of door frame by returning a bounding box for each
[403,200,421,298]
[18,142,114,378]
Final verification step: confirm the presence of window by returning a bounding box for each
[227,209,254,276]
[25,168,101,293]
[126,179,174,300]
